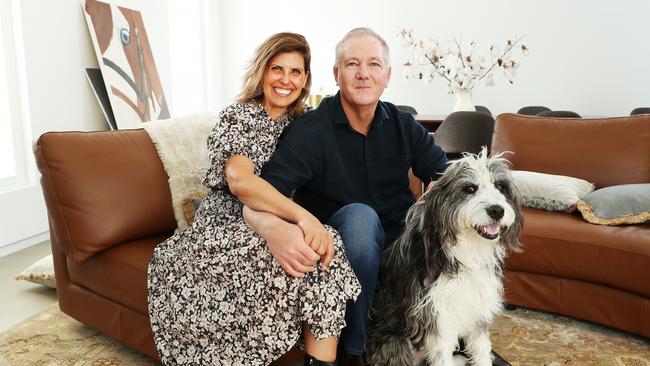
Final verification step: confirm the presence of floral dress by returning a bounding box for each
[147,102,361,365]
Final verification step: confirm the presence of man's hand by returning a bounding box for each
[243,206,320,278]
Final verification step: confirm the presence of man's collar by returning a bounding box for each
[331,91,390,129]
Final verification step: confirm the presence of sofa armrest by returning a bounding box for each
[34,129,177,263]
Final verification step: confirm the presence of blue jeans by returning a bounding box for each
[327,203,386,355]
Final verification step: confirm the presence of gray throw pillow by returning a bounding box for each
[576,184,650,225]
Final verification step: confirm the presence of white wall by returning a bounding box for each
[217,0,650,116]
[0,0,171,255]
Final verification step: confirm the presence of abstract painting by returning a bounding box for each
[83,0,170,129]
[84,68,117,130]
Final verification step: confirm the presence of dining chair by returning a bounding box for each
[434,111,495,160]
[517,106,551,115]
[630,107,650,115]
[536,110,581,118]
[396,105,418,115]
[475,105,491,115]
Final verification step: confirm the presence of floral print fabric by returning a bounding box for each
[147,102,361,365]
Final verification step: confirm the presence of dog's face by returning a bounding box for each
[421,149,523,252]
[453,153,518,242]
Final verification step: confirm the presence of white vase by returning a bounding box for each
[452,90,475,112]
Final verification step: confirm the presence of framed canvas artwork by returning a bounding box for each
[84,68,117,130]
[83,0,170,129]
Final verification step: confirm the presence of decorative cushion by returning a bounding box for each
[576,184,650,225]
[181,192,207,226]
[15,254,56,289]
[143,111,218,231]
[511,170,595,212]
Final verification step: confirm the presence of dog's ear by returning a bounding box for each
[502,182,524,252]
[418,183,461,278]
[423,171,463,250]
[400,201,436,285]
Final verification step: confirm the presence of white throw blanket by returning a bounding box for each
[143,110,218,230]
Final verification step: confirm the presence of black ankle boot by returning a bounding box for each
[304,354,337,366]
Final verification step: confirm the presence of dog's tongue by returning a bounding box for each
[484,224,500,235]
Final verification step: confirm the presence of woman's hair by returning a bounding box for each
[238,32,312,118]
[335,27,390,68]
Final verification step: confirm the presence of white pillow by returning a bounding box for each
[511,170,595,212]
[15,254,56,289]
[143,111,218,231]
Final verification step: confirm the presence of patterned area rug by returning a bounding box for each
[492,308,650,365]
[0,303,648,365]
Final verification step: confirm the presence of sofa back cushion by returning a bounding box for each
[34,129,176,263]
[492,114,650,188]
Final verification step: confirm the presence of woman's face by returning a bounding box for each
[262,51,307,119]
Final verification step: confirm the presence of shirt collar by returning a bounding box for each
[331,91,389,130]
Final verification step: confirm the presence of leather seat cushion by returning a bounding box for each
[506,208,650,298]
[67,234,171,314]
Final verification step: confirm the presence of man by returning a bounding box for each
[245,28,508,366]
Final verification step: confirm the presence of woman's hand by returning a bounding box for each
[265,217,321,278]
[297,215,335,269]
[243,206,320,278]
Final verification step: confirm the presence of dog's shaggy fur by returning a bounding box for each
[366,149,523,366]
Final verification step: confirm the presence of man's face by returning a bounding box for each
[334,35,391,109]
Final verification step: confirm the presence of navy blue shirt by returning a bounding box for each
[261,93,448,236]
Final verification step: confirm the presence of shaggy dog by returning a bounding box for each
[366,149,523,366]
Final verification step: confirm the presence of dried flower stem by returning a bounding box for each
[477,35,525,82]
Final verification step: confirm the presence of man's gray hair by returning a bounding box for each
[334,27,390,67]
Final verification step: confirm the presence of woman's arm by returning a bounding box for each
[242,206,321,277]
[226,155,334,268]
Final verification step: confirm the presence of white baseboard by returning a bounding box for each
[0,231,50,257]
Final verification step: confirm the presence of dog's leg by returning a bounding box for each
[424,333,456,366]
[365,335,415,366]
[464,327,492,366]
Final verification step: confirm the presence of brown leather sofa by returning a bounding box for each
[34,129,301,364]
[33,113,650,364]
[491,113,650,338]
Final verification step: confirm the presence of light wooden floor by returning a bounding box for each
[0,241,58,333]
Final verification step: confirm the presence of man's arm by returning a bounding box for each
[408,115,450,182]
[242,205,322,278]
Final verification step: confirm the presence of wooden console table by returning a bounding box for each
[414,114,446,132]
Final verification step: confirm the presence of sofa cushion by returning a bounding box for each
[512,170,594,212]
[506,208,650,298]
[66,233,170,314]
[492,114,650,189]
[143,111,217,231]
[576,184,650,225]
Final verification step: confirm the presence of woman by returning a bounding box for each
[147,32,360,366]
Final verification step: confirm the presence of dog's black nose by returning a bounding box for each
[486,205,504,220]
